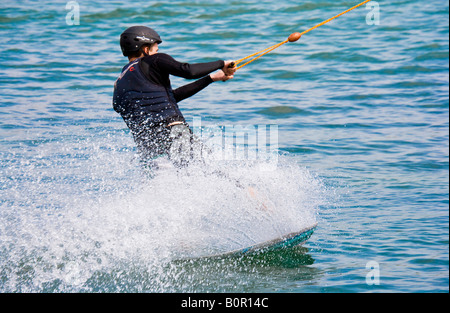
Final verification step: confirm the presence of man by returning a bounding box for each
[113,26,236,167]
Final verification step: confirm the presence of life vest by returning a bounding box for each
[112,58,185,134]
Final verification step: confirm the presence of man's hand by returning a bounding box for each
[210,60,236,82]
[223,60,236,76]
[210,70,234,82]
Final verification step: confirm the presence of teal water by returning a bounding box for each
[0,0,448,293]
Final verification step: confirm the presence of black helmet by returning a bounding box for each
[120,26,162,56]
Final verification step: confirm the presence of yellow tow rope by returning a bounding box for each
[233,0,372,70]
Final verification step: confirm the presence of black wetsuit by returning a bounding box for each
[140,53,224,103]
[113,53,224,163]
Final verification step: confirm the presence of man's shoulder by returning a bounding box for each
[142,52,172,60]
[142,53,173,62]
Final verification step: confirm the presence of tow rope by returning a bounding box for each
[232,0,372,70]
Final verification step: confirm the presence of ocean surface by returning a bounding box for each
[0,0,448,293]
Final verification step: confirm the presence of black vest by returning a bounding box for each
[113,58,185,134]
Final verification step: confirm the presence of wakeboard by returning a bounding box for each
[206,223,318,258]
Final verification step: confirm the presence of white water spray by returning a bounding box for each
[0,126,323,292]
